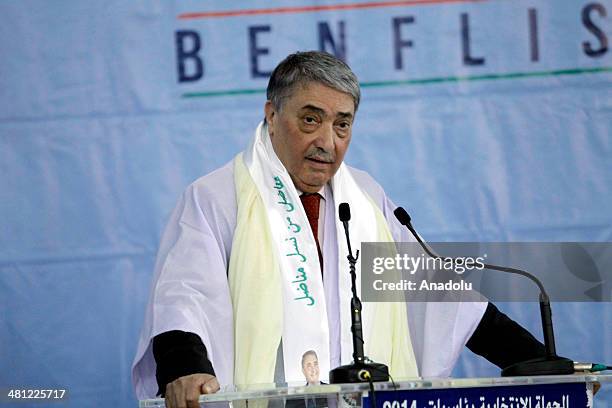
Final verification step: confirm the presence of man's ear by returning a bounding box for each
[264,101,275,136]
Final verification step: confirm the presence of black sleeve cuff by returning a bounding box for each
[466,302,546,369]
[152,330,216,397]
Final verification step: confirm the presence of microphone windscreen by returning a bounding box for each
[339,203,351,222]
[393,207,412,226]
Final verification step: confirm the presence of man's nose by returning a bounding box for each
[314,123,335,152]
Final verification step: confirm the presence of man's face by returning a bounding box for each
[265,82,355,193]
[301,353,320,384]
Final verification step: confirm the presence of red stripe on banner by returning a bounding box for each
[178,0,487,20]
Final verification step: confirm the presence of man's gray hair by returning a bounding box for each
[267,51,361,112]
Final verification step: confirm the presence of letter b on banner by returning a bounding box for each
[176,30,204,82]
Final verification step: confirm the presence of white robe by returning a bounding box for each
[131,160,487,399]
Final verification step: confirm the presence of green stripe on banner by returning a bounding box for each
[183,87,266,98]
[182,66,612,98]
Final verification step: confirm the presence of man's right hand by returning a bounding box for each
[165,373,220,408]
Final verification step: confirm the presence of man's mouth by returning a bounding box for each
[306,157,333,165]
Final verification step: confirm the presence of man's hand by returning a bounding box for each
[165,373,220,408]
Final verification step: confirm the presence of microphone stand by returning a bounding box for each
[330,204,390,383]
[393,207,574,377]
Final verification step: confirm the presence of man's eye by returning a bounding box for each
[336,121,351,131]
[304,116,317,124]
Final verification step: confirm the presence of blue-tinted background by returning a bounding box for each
[1,1,610,407]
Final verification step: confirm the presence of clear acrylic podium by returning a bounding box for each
[139,374,610,408]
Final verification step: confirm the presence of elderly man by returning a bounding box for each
[132,51,546,408]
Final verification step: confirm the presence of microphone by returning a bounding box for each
[329,203,390,384]
[393,207,574,377]
[339,202,351,222]
[338,203,354,259]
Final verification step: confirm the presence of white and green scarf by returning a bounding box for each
[228,122,418,386]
